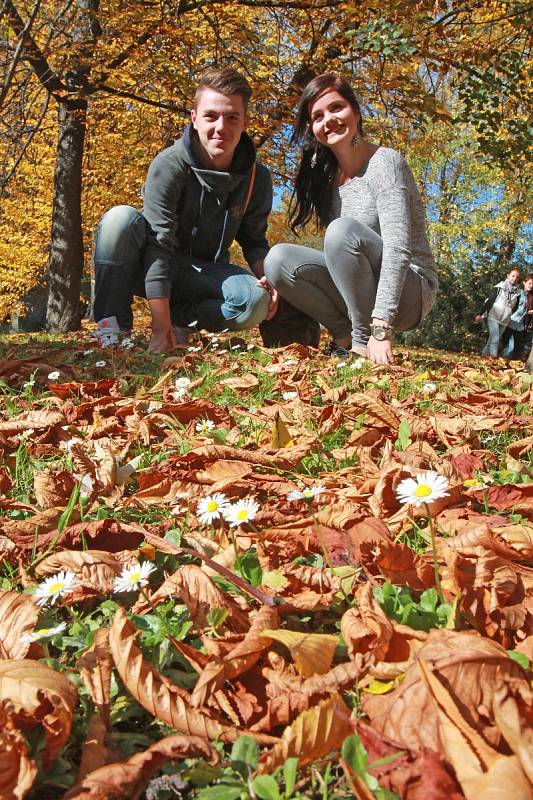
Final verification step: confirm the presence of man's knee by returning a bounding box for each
[223,276,269,330]
[94,205,142,264]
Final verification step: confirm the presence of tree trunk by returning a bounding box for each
[45,96,87,332]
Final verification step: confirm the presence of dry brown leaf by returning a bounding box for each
[35,550,125,596]
[77,628,112,716]
[219,374,260,390]
[64,734,215,800]
[262,629,338,677]
[77,713,112,782]
[0,659,77,768]
[133,564,248,631]
[34,468,77,509]
[0,590,39,659]
[359,539,434,591]
[363,629,529,755]
[109,607,275,743]
[0,704,37,800]
[258,692,353,773]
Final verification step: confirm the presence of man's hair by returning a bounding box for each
[194,67,252,109]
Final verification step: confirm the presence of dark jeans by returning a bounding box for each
[93,205,269,332]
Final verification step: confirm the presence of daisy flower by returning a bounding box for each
[175,376,191,390]
[47,371,60,381]
[351,357,366,370]
[113,561,156,593]
[95,360,107,368]
[282,391,298,401]
[197,493,229,525]
[287,483,326,502]
[188,320,198,327]
[336,361,347,369]
[195,418,216,434]
[34,571,78,607]
[21,622,67,644]
[223,498,260,527]
[395,471,450,508]
[422,382,437,395]
[120,337,135,349]
[284,359,296,366]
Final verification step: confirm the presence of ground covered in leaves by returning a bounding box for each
[0,325,532,800]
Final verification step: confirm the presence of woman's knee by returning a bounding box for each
[324,216,367,251]
[264,243,300,287]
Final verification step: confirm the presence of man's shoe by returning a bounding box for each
[94,316,131,347]
[323,340,351,359]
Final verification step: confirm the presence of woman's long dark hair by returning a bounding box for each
[288,74,363,233]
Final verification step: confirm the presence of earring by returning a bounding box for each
[310,145,319,168]
[351,133,361,149]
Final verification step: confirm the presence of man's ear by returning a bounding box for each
[191,109,197,128]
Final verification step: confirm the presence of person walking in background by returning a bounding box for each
[513,274,533,360]
[475,268,521,357]
[263,73,438,365]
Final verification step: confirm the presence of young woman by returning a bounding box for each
[264,74,438,364]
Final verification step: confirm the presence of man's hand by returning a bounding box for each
[257,276,279,320]
[367,336,394,365]
[148,298,177,353]
[475,314,483,322]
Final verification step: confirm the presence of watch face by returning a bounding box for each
[371,326,391,341]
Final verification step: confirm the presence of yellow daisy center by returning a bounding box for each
[49,582,63,593]
[236,509,249,521]
[207,501,218,512]
[130,571,141,582]
[415,484,432,498]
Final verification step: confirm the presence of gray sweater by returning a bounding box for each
[332,147,437,323]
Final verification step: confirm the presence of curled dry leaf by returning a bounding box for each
[77,628,112,715]
[0,659,77,768]
[359,538,435,591]
[0,590,39,659]
[258,692,353,773]
[77,712,112,782]
[64,733,215,800]
[35,550,125,596]
[363,629,530,755]
[132,564,248,632]
[109,607,276,743]
[0,704,37,800]
[34,468,77,509]
[262,629,339,677]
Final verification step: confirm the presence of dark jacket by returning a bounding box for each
[141,125,272,299]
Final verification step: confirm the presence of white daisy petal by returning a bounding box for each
[113,561,156,593]
[34,571,78,607]
[47,371,60,381]
[287,483,326,502]
[197,493,230,525]
[223,498,260,527]
[421,382,437,395]
[395,471,450,508]
[20,622,67,644]
[195,419,216,434]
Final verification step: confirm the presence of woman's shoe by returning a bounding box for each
[323,340,352,358]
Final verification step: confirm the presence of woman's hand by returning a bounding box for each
[257,276,280,320]
[367,336,394,365]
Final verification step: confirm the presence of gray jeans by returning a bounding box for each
[264,217,422,347]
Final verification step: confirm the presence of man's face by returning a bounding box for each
[191,88,247,170]
[508,270,521,285]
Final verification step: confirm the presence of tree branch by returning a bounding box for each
[2,0,66,95]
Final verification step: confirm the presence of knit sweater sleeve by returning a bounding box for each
[371,161,412,321]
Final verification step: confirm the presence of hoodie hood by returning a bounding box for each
[181,124,256,196]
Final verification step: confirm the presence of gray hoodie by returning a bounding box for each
[141,125,272,299]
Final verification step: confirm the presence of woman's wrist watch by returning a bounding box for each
[370,323,394,341]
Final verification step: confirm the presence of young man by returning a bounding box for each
[475,268,521,357]
[93,67,278,352]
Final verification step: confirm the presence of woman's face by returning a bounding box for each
[308,88,359,149]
